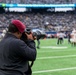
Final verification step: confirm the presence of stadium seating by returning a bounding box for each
[0,12,76,33]
[0,0,74,4]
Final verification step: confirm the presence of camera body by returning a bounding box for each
[26,28,46,39]
[21,28,46,42]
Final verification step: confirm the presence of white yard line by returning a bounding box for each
[38,50,75,53]
[41,46,68,49]
[37,55,76,59]
[33,67,76,74]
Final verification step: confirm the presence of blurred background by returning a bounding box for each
[0,1,76,75]
[0,0,76,38]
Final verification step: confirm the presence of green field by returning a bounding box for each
[32,38,76,75]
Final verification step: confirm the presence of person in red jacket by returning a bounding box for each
[0,20,37,75]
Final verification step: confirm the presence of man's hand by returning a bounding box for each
[25,32,34,40]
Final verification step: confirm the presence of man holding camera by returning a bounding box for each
[0,20,37,75]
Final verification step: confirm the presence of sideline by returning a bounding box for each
[33,67,76,74]
[37,55,76,59]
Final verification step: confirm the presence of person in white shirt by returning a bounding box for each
[0,29,6,40]
[57,31,65,45]
[70,29,76,46]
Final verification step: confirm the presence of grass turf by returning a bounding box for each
[32,38,76,75]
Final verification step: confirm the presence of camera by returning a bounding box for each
[20,28,46,42]
[26,28,46,39]
[20,28,35,42]
[32,29,46,39]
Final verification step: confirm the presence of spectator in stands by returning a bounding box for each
[0,12,76,32]
[0,20,37,75]
[4,0,73,4]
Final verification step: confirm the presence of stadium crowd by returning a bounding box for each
[0,12,76,32]
[0,0,75,4]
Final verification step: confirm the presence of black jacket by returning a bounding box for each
[0,33,37,75]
